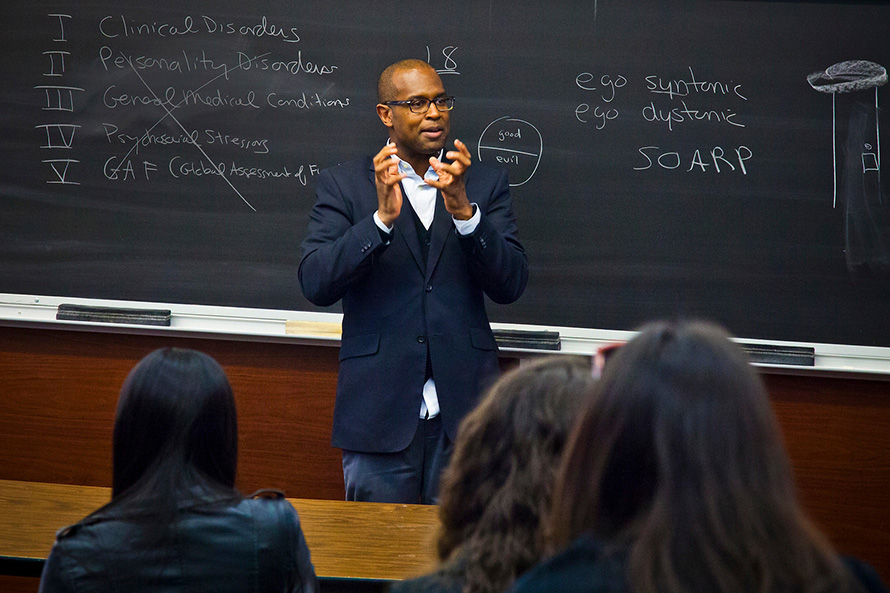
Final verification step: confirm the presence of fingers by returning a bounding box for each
[373,144,405,186]
[429,139,471,181]
[374,145,403,225]
[373,144,398,171]
[445,138,472,169]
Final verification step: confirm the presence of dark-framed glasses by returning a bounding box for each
[384,96,455,114]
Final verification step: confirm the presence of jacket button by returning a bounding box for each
[425,284,433,292]
[417,335,426,343]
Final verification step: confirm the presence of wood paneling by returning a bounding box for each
[764,373,890,578]
[0,575,39,593]
[0,326,343,499]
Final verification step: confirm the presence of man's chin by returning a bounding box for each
[420,139,448,155]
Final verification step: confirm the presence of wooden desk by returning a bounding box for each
[0,479,438,583]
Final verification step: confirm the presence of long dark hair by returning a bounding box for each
[549,320,856,593]
[435,356,595,593]
[107,347,239,518]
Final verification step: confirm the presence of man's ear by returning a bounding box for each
[376,104,394,128]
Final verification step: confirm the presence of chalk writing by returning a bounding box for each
[633,145,752,174]
[99,46,337,79]
[99,15,301,43]
[573,66,752,173]
[35,85,83,112]
[266,92,350,110]
[36,123,79,149]
[478,117,543,187]
[641,68,747,132]
[100,46,230,76]
[49,13,70,42]
[641,100,743,132]
[100,15,199,38]
[237,51,337,75]
[102,87,351,113]
[574,72,626,128]
[644,68,747,100]
[29,10,396,207]
[103,156,159,180]
[167,157,319,185]
[37,13,79,184]
[102,123,272,155]
[88,6,347,207]
[89,10,333,207]
[576,72,626,101]
[103,85,195,109]
[103,123,197,154]
[203,130,270,154]
[43,158,80,185]
[575,104,618,129]
[43,50,69,76]
[427,45,459,75]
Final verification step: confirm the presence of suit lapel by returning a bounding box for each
[365,158,440,276]
[425,191,451,281]
[395,181,426,273]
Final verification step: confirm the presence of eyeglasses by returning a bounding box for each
[383,96,455,114]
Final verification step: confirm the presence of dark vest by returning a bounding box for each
[403,195,434,382]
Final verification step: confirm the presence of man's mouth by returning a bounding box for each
[421,127,444,139]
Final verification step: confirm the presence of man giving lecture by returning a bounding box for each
[299,59,528,504]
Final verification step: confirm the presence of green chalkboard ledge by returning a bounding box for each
[1,293,889,378]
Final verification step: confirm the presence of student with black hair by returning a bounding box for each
[39,348,317,593]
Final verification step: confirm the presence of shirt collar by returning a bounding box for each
[384,142,444,177]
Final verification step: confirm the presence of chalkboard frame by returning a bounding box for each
[2,293,889,376]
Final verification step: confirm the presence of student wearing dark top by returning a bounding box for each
[390,356,595,593]
[39,348,318,593]
[512,320,888,593]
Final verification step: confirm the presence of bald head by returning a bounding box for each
[377,59,438,103]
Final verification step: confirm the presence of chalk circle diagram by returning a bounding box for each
[807,60,888,207]
[477,117,542,187]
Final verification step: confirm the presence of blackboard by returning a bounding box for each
[3,0,890,348]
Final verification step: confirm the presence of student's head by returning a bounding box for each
[436,356,595,593]
[112,348,238,499]
[376,59,451,162]
[549,320,850,593]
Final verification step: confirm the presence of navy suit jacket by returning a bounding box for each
[299,155,528,453]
